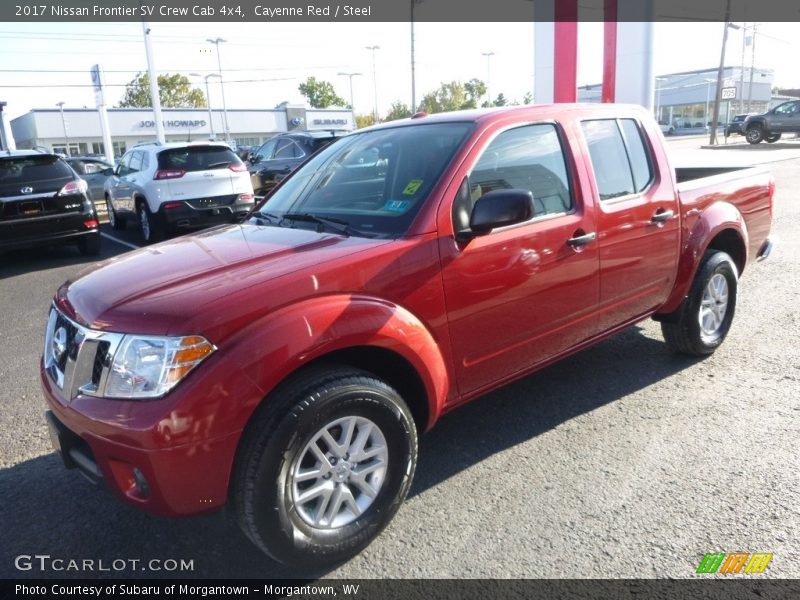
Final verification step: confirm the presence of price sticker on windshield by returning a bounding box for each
[402,179,423,195]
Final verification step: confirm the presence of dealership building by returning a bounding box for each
[578,66,778,130]
[10,105,355,157]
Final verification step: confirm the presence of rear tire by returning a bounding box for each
[231,366,418,568]
[765,133,782,143]
[661,251,738,356]
[137,200,162,243]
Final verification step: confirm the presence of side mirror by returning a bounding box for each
[247,153,255,163]
[469,189,534,235]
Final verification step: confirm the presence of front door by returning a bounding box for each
[440,123,600,397]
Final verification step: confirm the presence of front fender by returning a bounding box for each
[657,201,748,315]
[222,294,450,431]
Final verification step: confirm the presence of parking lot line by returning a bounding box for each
[100,232,140,250]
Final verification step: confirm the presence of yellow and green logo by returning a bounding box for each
[696,552,773,574]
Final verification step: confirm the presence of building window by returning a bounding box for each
[112,141,127,158]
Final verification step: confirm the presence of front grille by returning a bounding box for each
[44,305,124,401]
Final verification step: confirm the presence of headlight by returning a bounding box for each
[105,335,215,399]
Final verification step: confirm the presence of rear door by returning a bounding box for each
[440,122,600,396]
[580,118,680,333]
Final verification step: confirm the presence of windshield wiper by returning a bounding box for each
[249,211,280,226]
[206,160,232,169]
[281,212,351,236]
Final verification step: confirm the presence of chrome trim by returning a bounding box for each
[1,191,57,202]
[44,305,125,401]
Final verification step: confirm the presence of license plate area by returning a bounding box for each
[19,201,42,215]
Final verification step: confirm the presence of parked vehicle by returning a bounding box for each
[104,142,255,243]
[1,150,100,255]
[247,131,343,198]
[744,100,800,144]
[65,156,114,210]
[42,104,774,568]
[724,114,756,138]
[658,120,674,135]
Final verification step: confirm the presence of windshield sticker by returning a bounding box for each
[402,179,423,195]
[383,199,412,213]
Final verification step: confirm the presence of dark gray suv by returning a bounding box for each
[744,100,800,144]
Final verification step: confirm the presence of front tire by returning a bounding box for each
[661,251,738,356]
[106,197,125,231]
[746,124,764,144]
[231,367,418,568]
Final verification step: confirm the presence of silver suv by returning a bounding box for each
[104,142,255,243]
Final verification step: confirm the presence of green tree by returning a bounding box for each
[355,114,376,128]
[418,79,487,114]
[274,100,290,108]
[384,101,412,121]
[298,77,347,108]
[118,73,206,108]
[494,93,508,107]
[522,91,533,105]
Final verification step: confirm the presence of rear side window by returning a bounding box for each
[471,123,573,217]
[158,146,243,172]
[581,119,653,201]
[0,156,73,186]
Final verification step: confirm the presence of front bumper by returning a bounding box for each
[40,337,264,517]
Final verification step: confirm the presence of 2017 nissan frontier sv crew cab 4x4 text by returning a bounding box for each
[41,104,774,568]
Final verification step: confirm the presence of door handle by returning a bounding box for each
[651,209,674,223]
[566,231,597,247]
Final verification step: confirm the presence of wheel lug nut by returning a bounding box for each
[330,457,337,465]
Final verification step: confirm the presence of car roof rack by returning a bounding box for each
[133,141,163,148]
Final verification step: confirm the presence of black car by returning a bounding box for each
[247,131,344,197]
[724,114,755,138]
[0,150,100,255]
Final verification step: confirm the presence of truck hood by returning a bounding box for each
[61,223,391,335]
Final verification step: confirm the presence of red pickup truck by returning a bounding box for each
[41,104,773,568]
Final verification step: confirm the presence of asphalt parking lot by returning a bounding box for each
[1,139,799,579]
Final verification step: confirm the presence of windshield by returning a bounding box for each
[258,122,473,238]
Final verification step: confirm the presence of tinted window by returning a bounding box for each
[0,156,73,187]
[275,139,303,159]
[471,123,572,217]
[619,119,653,193]
[253,139,277,162]
[261,123,473,238]
[582,120,635,201]
[774,101,798,115]
[157,146,243,172]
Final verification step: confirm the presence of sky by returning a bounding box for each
[0,20,798,121]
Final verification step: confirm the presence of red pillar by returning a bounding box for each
[602,0,618,103]
[553,1,578,103]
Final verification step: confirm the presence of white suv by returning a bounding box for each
[104,142,255,243]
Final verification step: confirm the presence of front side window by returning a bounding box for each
[128,151,143,173]
[774,101,798,115]
[259,122,473,238]
[253,139,278,162]
[274,139,303,159]
[470,123,573,217]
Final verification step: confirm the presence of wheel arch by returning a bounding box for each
[656,201,748,317]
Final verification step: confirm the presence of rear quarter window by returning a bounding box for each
[158,146,243,172]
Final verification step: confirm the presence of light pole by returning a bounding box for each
[206,38,230,142]
[482,51,495,106]
[55,101,70,156]
[704,78,716,129]
[338,72,362,120]
[190,72,220,140]
[655,77,667,121]
[410,0,423,111]
[365,45,380,122]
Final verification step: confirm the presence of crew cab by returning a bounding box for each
[41,105,774,568]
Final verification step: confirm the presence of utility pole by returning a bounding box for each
[410,0,419,111]
[56,101,70,155]
[366,45,380,122]
[746,23,758,112]
[739,23,747,114]
[709,3,734,146]
[207,38,230,142]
